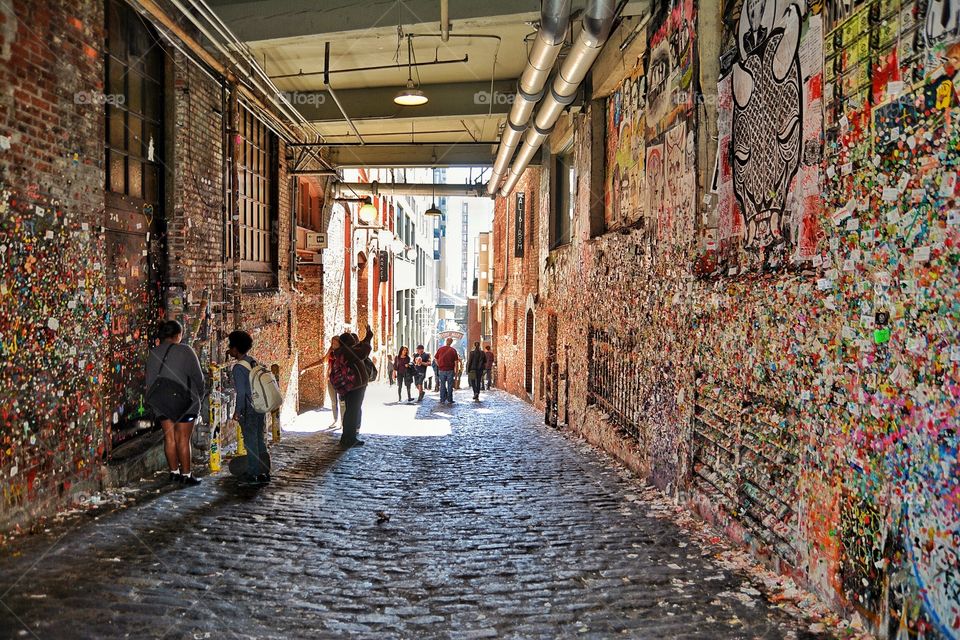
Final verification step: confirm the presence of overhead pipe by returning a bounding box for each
[336,182,487,198]
[186,0,338,170]
[268,53,469,80]
[440,0,450,41]
[486,0,571,195]
[324,42,364,145]
[499,0,616,196]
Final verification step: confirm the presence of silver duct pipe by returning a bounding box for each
[440,0,450,41]
[336,182,487,198]
[499,0,616,196]
[487,0,571,195]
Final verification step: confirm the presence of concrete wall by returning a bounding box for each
[493,1,960,638]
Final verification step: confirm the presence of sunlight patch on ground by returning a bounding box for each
[285,409,337,433]
[360,418,452,437]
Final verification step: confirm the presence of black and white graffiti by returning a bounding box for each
[926,0,960,45]
[731,0,804,258]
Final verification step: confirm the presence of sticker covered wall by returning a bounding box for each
[500,1,960,638]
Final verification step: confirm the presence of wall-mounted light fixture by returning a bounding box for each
[358,196,378,225]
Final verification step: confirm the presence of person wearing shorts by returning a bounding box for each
[412,345,431,402]
[146,320,205,486]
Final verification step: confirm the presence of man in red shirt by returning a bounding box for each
[434,338,460,404]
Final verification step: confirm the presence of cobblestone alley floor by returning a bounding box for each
[0,383,845,639]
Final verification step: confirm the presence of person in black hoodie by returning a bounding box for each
[467,341,486,401]
[329,325,373,448]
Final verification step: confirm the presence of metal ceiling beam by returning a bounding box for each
[336,182,488,198]
[324,143,535,168]
[205,0,541,42]
[288,80,517,123]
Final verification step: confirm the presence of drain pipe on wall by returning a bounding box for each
[487,0,571,195]
[228,83,243,325]
[499,0,616,197]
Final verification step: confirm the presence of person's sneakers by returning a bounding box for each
[418,390,425,402]
[339,438,365,449]
[168,472,182,484]
[180,474,201,486]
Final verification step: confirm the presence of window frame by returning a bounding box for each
[231,107,279,289]
[550,144,575,250]
[104,0,164,205]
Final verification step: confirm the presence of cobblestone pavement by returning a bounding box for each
[0,383,836,639]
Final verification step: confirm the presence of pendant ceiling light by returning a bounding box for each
[425,173,442,216]
[394,36,428,106]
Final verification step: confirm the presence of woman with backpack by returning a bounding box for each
[145,320,205,486]
[393,346,413,403]
[329,325,374,449]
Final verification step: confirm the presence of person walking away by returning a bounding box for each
[412,345,431,402]
[329,325,373,448]
[146,320,205,486]
[483,345,496,391]
[228,330,271,487]
[435,338,459,404]
[467,341,485,401]
[324,336,343,428]
[394,346,414,402]
[431,358,440,392]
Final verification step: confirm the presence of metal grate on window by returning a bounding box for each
[229,107,278,287]
[585,327,645,442]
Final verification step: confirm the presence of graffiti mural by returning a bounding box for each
[645,143,665,242]
[605,66,646,230]
[710,0,824,273]
[641,0,698,251]
[645,0,696,139]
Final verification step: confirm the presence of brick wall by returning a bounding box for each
[0,0,108,529]
[492,168,540,401]
[0,0,329,531]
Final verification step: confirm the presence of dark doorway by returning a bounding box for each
[104,0,166,459]
[545,314,558,427]
[524,309,534,394]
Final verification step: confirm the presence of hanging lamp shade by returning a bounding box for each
[394,80,428,106]
[425,202,442,216]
